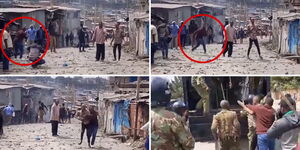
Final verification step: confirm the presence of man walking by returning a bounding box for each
[78,24,86,52]
[238,97,275,150]
[191,22,207,53]
[3,104,14,125]
[111,22,124,61]
[223,21,236,57]
[49,20,58,53]
[180,21,188,48]
[211,100,241,150]
[247,18,263,60]
[157,20,169,59]
[93,22,107,61]
[50,100,60,136]
[14,27,26,59]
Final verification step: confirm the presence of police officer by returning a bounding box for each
[211,100,241,150]
[151,77,195,150]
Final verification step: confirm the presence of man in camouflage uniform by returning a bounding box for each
[211,100,241,150]
[247,95,261,150]
[151,77,195,150]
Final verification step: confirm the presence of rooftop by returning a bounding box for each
[151,3,191,9]
[0,8,44,13]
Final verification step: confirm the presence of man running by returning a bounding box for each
[191,21,207,53]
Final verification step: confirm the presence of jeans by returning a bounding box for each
[223,41,234,57]
[257,133,275,150]
[113,44,121,60]
[247,38,261,56]
[79,42,85,52]
[180,34,187,47]
[51,120,59,136]
[87,125,98,145]
[192,37,206,53]
[14,42,24,59]
[96,44,105,61]
[159,37,168,59]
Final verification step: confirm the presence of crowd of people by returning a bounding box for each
[151,17,270,64]
[0,17,126,72]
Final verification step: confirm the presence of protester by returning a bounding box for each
[170,21,179,50]
[36,26,45,48]
[238,27,245,44]
[223,21,236,57]
[191,21,207,53]
[157,20,169,59]
[26,25,37,46]
[3,104,14,125]
[76,105,90,145]
[87,106,99,148]
[188,20,198,47]
[13,26,26,59]
[38,103,46,123]
[22,104,30,123]
[69,32,74,47]
[238,97,276,150]
[211,100,241,150]
[247,18,263,60]
[50,100,60,136]
[93,22,107,61]
[59,103,66,124]
[66,108,71,123]
[65,33,69,47]
[0,21,13,72]
[207,25,214,44]
[49,20,58,53]
[78,23,86,52]
[267,96,300,150]
[110,22,124,61]
[179,21,188,48]
[151,20,158,64]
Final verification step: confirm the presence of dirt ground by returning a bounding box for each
[1,44,149,75]
[152,37,300,75]
[0,119,143,150]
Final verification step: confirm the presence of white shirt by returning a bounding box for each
[2,30,13,49]
[151,24,158,43]
[225,25,236,42]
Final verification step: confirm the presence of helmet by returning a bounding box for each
[244,94,255,105]
[151,77,171,107]
[170,100,187,116]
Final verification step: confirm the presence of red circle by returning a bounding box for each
[178,14,228,63]
[0,16,50,66]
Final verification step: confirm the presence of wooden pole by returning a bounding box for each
[134,77,141,140]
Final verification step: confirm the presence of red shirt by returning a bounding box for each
[247,105,275,134]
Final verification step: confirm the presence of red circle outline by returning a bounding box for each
[0,16,50,66]
[178,14,228,63]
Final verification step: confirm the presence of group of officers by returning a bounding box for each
[151,77,300,150]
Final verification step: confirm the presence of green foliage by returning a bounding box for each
[170,77,184,99]
[271,77,300,91]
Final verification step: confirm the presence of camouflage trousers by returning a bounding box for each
[248,127,257,150]
[219,136,240,150]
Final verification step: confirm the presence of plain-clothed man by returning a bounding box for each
[50,100,60,136]
[93,22,107,61]
[223,21,236,57]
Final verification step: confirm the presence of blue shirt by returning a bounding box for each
[4,106,14,116]
[170,24,179,36]
[26,28,37,41]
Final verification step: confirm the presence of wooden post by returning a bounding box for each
[134,77,141,140]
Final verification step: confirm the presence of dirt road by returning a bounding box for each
[0,120,141,150]
[2,45,148,75]
[152,38,300,75]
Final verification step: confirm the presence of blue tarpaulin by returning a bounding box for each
[288,19,300,54]
[113,99,131,134]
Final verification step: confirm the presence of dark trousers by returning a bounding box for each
[159,37,168,59]
[151,43,158,64]
[14,42,24,59]
[180,34,187,47]
[80,123,88,142]
[51,120,59,136]
[0,51,9,71]
[223,41,234,57]
[32,58,45,68]
[87,125,98,145]
[0,116,3,135]
[113,44,121,60]
[79,42,85,52]
[247,38,261,56]
[192,37,206,53]
[96,44,105,61]
[208,35,213,44]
